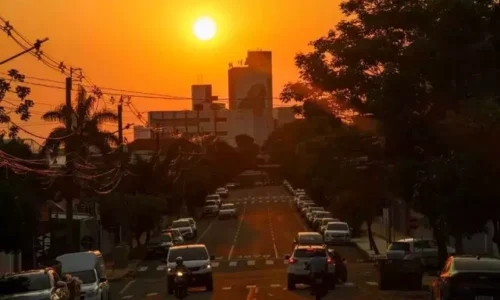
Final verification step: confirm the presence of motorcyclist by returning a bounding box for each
[306,250,329,297]
[173,256,190,274]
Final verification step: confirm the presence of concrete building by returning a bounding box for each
[273,107,296,128]
[138,51,295,146]
[133,126,152,140]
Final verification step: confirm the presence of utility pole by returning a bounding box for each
[0,38,49,65]
[117,97,124,243]
[64,71,74,251]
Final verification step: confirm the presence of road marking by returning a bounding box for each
[211,262,219,267]
[247,260,255,266]
[366,281,378,286]
[274,200,278,203]
[341,282,355,287]
[229,261,237,267]
[119,280,135,295]
[246,285,257,289]
[244,255,252,259]
[122,296,133,299]
[270,284,281,288]
[265,260,274,265]
[137,266,148,272]
[216,256,223,260]
[222,286,232,290]
[228,203,247,260]
[155,265,166,271]
[273,244,279,259]
[266,200,270,203]
[267,207,279,259]
[196,216,215,243]
[253,254,261,258]
[262,254,270,258]
[251,201,255,203]
[146,292,158,297]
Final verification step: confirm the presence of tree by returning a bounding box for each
[41,88,118,251]
[0,139,45,253]
[0,69,35,138]
[235,134,259,170]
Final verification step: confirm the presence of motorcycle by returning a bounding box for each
[173,271,188,299]
[305,262,328,300]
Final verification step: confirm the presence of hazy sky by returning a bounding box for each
[0,1,343,142]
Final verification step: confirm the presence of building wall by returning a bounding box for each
[133,126,152,140]
[273,107,296,128]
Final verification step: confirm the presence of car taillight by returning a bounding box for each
[327,257,332,264]
[289,258,297,264]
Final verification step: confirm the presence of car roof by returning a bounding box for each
[327,221,347,225]
[56,252,98,273]
[451,255,500,271]
[170,244,207,251]
[298,231,322,237]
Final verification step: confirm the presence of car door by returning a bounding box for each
[421,240,439,268]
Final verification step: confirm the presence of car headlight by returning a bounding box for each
[87,288,99,298]
[201,263,211,270]
[176,272,183,277]
[167,267,172,272]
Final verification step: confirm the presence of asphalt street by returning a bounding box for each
[111,185,430,300]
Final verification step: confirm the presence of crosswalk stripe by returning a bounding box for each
[270,284,281,288]
[340,282,355,287]
[229,261,237,267]
[263,254,270,258]
[222,287,232,290]
[247,260,255,266]
[138,266,148,272]
[216,256,223,260]
[156,265,166,271]
[265,260,274,265]
[211,262,219,267]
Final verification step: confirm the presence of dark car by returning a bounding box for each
[327,249,348,283]
[0,269,69,300]
[431,255,500,300]
[146,233,174,259]
[162,228,185,245]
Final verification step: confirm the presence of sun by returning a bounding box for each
[193,17,216,41]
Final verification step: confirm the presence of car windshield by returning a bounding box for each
[64,270,96,284]
[327,223,348,230]
[299,235,323,243]
[149,234,172,243]
[168,247,209,262]
[294,249,326,258]
[172,221,190,228]
[0,273,51,295]
[388,242,411,251]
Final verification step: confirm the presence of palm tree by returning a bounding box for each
[41,88,119,250]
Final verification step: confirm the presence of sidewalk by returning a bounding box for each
[105,259,141,282]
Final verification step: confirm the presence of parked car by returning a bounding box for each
[218,203,237,219]
[205,194,221,206]
[161,228,185,245]
[0,269,70,300]
[386,238,455,269]
[285,245,336,290]
[293,232,325,247]
[145,233,174,258]
[215,187,229,198]
[323,222,351,245]
[170,219,194,240]
[202,203,219,217]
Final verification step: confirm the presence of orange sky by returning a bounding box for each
[0,1,343,143]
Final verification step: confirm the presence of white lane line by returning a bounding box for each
[119,280,135,295]
[246,285,256,289]
[253,254,261,258]
[222,286,232,290]
[196,217,216,243]
[137,266,148,272]
[211,262,220,267]
[155,265,166,271]
[228,203,247,260]
[273,244,278,259]
[247,260,255,266]
[266,260,274,265]
[341,282,356,287]
[229,261,237,267]
[366,281,378,286]
[122,296,134,299]
[263,254,270,258]
[146,293,159,297]
[244,255,252,259]
[270,284,281,288]
[251,201,255,203]
[268,207,279,259]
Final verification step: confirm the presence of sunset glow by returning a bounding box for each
[193,17,216,41]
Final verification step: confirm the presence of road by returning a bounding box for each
[111,185,430,299]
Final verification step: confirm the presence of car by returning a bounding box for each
[205,194,222,206]
[56,251,110,300]
[386,238,455,269]
[218,203,237,219]
[293,232,325,247]
[297,201,315,213]
[328,249,348,283]
[310,211,333,229]
[285,245,336,290]
[323,222,351,244]
[318,218,340,234]
[215,187,229,198]
[162,228,185,245]
[145,233,174,258]
[307,210,329,226]
[166,244,215,294]
[226,182,238,189]
[202,203,219,217]
[431,255,500,299]
[171,219,194,240]
[302,205,324,218]
[182,217,198,236]
[0,269,69,300]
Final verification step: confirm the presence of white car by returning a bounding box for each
[202,203,219,217]
[285,245,336,290]
[182,217,197,236]
[218,203,237,219]
[215,187,229,198]
[166,244,214,294]
[386,238,456,269]
[205,194,221,206]
[319,218,340,234]
[171,219,194,239]
[324,222,351,244]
